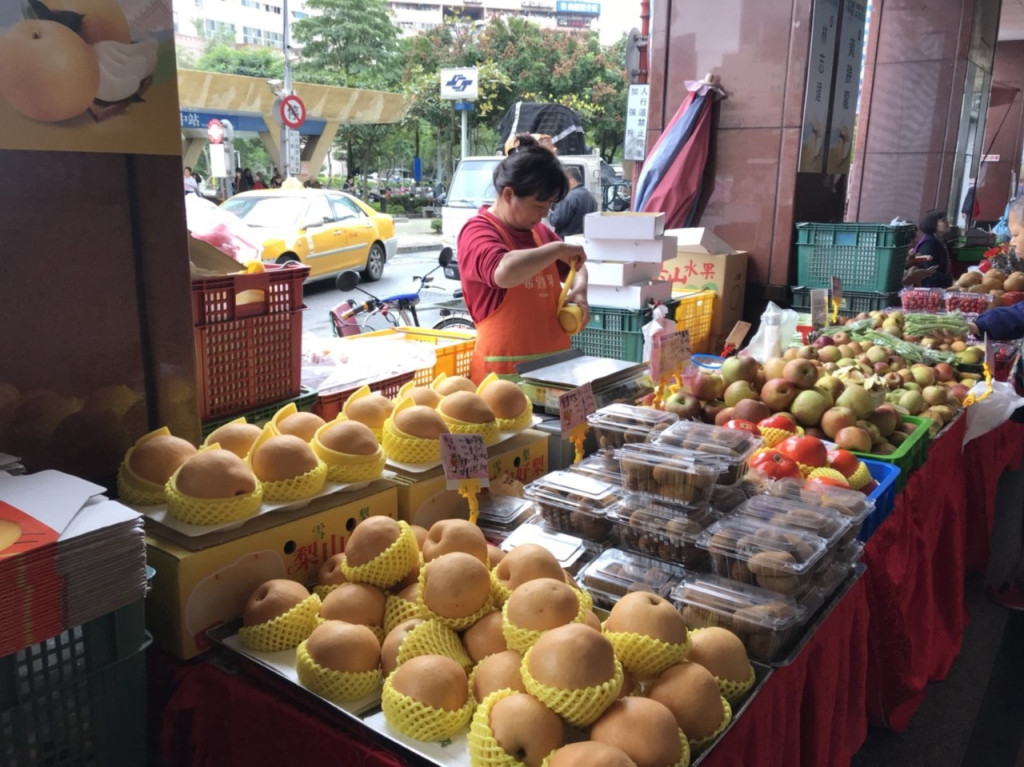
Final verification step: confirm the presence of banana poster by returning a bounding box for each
[0,0,181,155]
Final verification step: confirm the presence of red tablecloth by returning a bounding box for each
[153,417,1024,767]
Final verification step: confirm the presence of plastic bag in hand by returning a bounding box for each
[185,194,263,264]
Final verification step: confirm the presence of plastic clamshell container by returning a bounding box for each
[695,516,828,596]
[524,470,620,541]
[710,477,769,513]
[763,476,873,544]
[579,548,684,610]
[608,495,718,569]
[836,538,865,565]
[476,493,537,540]
[899,287,944,312]
[652,420,761,485]
[499,520,588,572]
[943,290,993,314]
[617,443,723,506]
[568,453,624,485]
[812,560,850,600]
[587,403,679,454]
[670,574,807,663]
[732,496,852,554]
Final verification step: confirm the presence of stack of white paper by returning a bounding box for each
[576,212,675,310]
[0,471,147,656]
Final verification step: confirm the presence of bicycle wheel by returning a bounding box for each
[433,316,475,331]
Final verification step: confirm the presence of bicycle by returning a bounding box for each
[330,248,475,337]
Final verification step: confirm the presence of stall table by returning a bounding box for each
[153,417,1024,767]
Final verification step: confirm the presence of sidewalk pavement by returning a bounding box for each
[394,216,444,254]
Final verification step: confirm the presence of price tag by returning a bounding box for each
[439,434,489,490]
[651,330,691,381]
[559,383,596,437]
[724,322,751,350]
[809,289,829,329]
[984,335,995,373]
[831,276,843,304]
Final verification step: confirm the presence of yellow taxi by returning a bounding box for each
[221,188,397,281]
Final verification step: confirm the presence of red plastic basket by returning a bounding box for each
[313,371,417,420]
[195,309,303,421]
[191,263,308,326]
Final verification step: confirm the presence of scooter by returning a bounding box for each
[330,248,475,336]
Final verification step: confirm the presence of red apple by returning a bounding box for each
[723,380,759,408]
[720,355,759,386]
[820,406,858,439]
[732,398,772,424]
[701,399,727,424]
[759,378,798,412]
[664,391,702,420]
[689,371,725,401]
[835,426,873,452]
[783,359,819,390]
[714,407,736,426]
[763,357,787,380]
[790,389,830,427]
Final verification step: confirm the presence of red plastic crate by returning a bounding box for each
[191,263,308,326]
[313,371,416,420]
[195,309,303,421]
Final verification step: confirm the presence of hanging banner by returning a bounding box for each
[826,0,867,175]
[799,0,839,173]
[0,0,181,155]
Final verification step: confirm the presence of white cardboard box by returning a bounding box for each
[584,211,666,240]
[583,259,664,286]
[588,280,675,309]
[664,227,736,255]
[582,235,677,264]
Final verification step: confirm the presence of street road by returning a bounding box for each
[301,249,470,338]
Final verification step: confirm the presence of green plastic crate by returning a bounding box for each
[795,222,915,292]
[790,286,900,317]
[956,246,988,263]
[201,385,317,438]
[850,414,930,492]
[571,301,678,362]
[1,598,150,767]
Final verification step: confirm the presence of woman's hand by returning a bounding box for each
[559,243,587,268]
[903,265,938,286]
[565,263,590,328]
[968,321,980,336]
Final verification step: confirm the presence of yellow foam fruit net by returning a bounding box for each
[758,426,795,449]
[395,618,473,672]
[469,688,557,767]
[688,696,733,755]
[312,614,384,644]
[295,640,382,703]
[313,582,343,600]
[806,466,849,485]
[380,673,475,742]
[342,520,420,589]
[847,461,872,490]
[714,663,756,704]
[489,571,514,608]
[268,401,300,436]
[601,628,692,680]
[501,589,587,654]
[440,411,500,445]
[238,592,321,652]
[260,459,329,502]
[520,647,624,728]
[476,373,534,433]
[382,398,443,464]
[384,594,427,636]
[116,427,179,506]
[417,565,496,632]
[164,454,264,526]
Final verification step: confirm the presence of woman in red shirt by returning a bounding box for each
[458,134,590,382]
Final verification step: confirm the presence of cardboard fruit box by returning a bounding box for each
[145,481,398,659]
[584,211,666,240]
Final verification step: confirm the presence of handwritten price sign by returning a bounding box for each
[558,383,595,438]
[651,330,691,381]
[439,434,489,490]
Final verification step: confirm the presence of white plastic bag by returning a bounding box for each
[744,301,800,363]
[184,194,263,264]
[963,379,1024,447]
[642,304,676,363]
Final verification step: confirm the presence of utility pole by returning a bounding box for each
[281,0,294,179]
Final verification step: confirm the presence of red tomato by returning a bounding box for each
[859,479,879,496]
[722,419,761,435]
[758,414,798,432]
[776,435,829,468]
[827,449,861,478]
[807,476,851,490]
[750,449,803,479]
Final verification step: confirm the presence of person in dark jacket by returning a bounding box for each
[911,209,953,288]
[547,166,598,238]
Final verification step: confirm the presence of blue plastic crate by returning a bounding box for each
[858,458,901,542]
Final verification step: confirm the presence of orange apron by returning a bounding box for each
[469,216,571,382]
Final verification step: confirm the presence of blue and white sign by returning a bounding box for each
[556,1,600,15]
[440,68,479,101]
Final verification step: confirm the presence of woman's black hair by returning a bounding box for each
[493,133,569,204]
[918,209,948,235]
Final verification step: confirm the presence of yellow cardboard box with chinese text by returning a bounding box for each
[661,250,748,334]
[392,429,549,526]
[145,481,399,659]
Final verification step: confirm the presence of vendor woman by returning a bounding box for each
[458,133,590,381]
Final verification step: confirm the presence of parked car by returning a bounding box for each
[220,189,397,281]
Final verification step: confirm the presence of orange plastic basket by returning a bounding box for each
[673,290,715,354]
[339,327,476,386]
[313,371,417,420]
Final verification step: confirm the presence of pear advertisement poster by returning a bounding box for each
[0,0,181,155]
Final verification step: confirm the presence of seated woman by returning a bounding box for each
[910,210,953,288]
